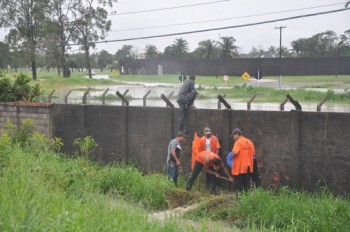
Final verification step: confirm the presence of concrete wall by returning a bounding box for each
[1,103,349,194]
[120,57,350,76]
[0,102,52,138]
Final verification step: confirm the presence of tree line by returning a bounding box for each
[0,0,349,79]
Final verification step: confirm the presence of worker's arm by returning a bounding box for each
[221,162,233,181]
[202,156,219,177]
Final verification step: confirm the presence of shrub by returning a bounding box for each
[73,135,98,159]
[0,73,42,102]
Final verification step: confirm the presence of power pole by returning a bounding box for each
[275,26,286,89]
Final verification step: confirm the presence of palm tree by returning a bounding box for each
[144,44,159,59]
[171,38,189,59]
[218,36,239,59]
[195,40,218,59]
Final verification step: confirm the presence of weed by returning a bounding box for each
[73,135,98,159]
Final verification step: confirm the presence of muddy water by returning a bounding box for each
[148,203,238,231]
[45,76,350,113]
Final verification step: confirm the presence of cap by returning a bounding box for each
[232,128,242,135]
[204,127,211,135]
[176,131,188,138]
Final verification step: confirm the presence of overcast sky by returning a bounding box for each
[1,0,349,55]
[100,0,350,54]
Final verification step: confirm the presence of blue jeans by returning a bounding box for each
[167,161,179,186]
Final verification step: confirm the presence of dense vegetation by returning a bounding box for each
[1,119,350,231]
[0,72,41,102]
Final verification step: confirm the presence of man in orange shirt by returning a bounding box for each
[199,127,221,188]
[231,128,255,192]
[186,150,233,195]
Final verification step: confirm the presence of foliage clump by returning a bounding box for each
[0,73,41,102]
[73,135,98,159]
[1,118,63,152]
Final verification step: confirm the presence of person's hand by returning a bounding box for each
[228,177,234,182]
[214,172,220,177]
[176,160,182,172]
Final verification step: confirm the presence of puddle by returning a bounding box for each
[84,75,110,79]
[148,203,237,232]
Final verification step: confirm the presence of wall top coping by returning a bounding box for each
[0,102,53,107]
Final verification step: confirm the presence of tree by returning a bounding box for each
[47,0,78,78]
[218,36,239,59]
[68,52,86,71]
[0,42,11,70]
[171,38,189,59]
[248,46,266,58]
[0,0,50,80]
[315,30,337,56]
[144,44,159,59]
[193,40,218,59]
[71,0,117,78]
[115,45,134,60]
[291,30,339,57]
[338,29,350,56]
[97,50,113,71]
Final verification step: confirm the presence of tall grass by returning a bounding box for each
[235,188,350,231]
[0,123,182,231]
[184,188,350,231]
[0,146,184,231]
[2,121,350,231]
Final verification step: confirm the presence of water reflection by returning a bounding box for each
[45,76,350,113]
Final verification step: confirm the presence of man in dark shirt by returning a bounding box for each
[176,74,198,131]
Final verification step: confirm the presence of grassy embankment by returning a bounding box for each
[1,120,350,231]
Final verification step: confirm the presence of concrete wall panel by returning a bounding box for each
[300,112,350,194]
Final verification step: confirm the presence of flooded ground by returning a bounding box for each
[45,75,350,113]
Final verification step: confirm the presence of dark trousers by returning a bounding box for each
[234,167,252,192]
[178,104,187,131]
[177,91,197,131]
[252,158,261,187]
[186,161,217,193]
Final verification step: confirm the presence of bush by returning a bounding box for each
[0,73,42,102]
[1,118,63,151]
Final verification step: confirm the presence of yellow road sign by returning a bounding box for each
[241,72,250,81]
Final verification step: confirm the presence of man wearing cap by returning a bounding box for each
[186,150,233,195]
[231,128,255,192]
[166,131,187,187]
[199,127,221,188]
[176,74,198,131]
[200,127,221,154]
